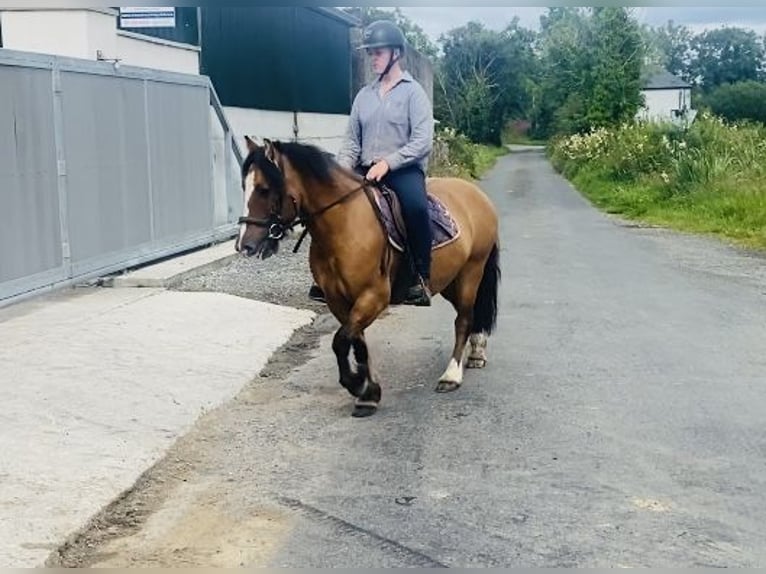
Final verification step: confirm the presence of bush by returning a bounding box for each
[549,113,766,249]
[703,81,766,125]
[429,126,507,179]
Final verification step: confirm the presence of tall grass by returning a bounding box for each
[549,113,766,250]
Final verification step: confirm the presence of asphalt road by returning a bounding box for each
[51,149,766,568]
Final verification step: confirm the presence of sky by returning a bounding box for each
[397,7,766,39]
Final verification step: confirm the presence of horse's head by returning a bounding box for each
[235,136,301,259]
[235,136,355,258]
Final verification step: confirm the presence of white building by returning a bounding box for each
[637,69,696,125]
[0,8,200,75]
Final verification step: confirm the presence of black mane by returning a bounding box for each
[242,140,361,191]
[273,140,342,185]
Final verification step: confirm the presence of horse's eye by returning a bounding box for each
[256,186,270,197]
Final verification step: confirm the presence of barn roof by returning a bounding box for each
[642,69,691,90]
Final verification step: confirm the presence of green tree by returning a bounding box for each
[644,20,694,82]
[531,8,590,137]
[435,20,537,144]
[532,8,643,137]
[586,8,645,128]
[691,27,765,90]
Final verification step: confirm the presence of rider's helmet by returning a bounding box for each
[359,20,407,54]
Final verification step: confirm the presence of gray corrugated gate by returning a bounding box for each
[0,49,242,305]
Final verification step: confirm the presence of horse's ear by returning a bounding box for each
[264,138,279,165]
[245,135,260,152]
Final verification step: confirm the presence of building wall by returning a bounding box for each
[638,88,692,122]
[116,32,199,75]
[200,7,353,115]
[223,107,350,156]
[0,9,198,75]
[1,10,91,59]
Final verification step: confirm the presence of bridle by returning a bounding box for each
[237,162,370,253]
[238,155,394,274]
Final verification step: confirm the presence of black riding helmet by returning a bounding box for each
[359,20,406,79]
[360,20,407,53]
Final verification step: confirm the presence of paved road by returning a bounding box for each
[51,149,766,567]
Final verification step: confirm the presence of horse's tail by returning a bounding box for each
[472,242,501,336]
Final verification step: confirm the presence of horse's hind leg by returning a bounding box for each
[467,333,488,369]
[436,260,484,393]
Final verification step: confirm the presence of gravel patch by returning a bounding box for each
[172,234,325,313]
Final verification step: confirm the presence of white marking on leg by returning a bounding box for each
[238,172,255,247]
[440,358,463,384]
[470,333,487,355]
[468,333,488,367]
[358,378,369,399]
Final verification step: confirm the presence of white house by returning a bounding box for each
[637,69,696,124]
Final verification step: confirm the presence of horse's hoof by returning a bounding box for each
[435,380,461,393]
[466,358,486,369]
[352,404,378,417]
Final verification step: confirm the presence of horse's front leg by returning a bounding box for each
[331,289,387,417]
[332,327,382,417]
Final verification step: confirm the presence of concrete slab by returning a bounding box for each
[0,287,314,567]
[106,240,238,288]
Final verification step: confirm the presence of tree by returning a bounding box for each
[691,27,765,90]
[435,20,537,144]
[586,8,645,128]
[644,20,694,82]
[531,8,590,136]
[531,8,644,137]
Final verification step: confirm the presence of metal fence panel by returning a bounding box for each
[0,65,64,294]
[147,81,213,241]
[61,72,153,268]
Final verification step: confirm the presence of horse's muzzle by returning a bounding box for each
[240,238,278,260]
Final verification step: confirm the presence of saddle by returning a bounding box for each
[365,181,460,305]
[370,182,460,253]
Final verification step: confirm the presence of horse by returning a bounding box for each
[235,136,500,417]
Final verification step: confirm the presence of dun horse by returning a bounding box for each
[236,137,500,417]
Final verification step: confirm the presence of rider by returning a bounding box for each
[308,19,435,307]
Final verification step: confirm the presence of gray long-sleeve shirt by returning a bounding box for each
[336,71,434,174]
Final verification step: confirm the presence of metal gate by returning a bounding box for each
[0,48,242,306]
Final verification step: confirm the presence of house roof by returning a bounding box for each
[642,69,691,90]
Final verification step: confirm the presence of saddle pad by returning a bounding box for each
[374,187,460,253]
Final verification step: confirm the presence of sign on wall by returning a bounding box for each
[119,7,176,29]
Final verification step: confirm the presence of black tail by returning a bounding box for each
[472,243,501,335]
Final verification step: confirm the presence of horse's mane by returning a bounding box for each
[244,140,365,190]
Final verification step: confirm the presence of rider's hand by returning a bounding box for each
[365,160,390,182]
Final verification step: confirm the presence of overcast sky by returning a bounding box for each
[397,7,766,39]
